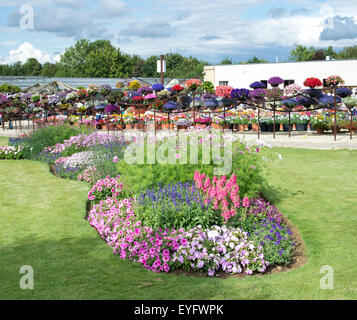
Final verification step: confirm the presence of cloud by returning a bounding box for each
[2,40,20,46]
[267,6,286,19]
[123,21,174,38]
[1,42,55,64]
[7,7,111,39]
[290,8,308,15]
[199,35,221,41]
[100,0,127,16]
[53,0,85,7]
[320,15,357,40]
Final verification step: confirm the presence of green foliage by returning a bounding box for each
[135,184,222,230]
[246,56,269,64]
[116,139,265,198]
[20,124,87,159]
[22,58,42,76]
[312,122,329,131]
[90,141,127,180]
[289,44,339,61]
[248,219,294,265]
[220,57,233,65]
[289,44,317,61]
[336,45,357,59]
[0,83,21,93]
[40,62,59,77]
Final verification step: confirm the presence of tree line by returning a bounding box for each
[1,39,357,79]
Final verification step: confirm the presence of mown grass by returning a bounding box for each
[0,148,356,299]
[0,136,8,146]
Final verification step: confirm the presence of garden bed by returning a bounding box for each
[14,125,307,278]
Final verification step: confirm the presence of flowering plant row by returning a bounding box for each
[87,173,294,276]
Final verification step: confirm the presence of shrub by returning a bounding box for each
[0,83,21,93]
[312,122,329,131]
[248,218,295,265]
[116,134,265,198]
[19,124,87,159]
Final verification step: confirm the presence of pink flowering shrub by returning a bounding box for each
[77,166,99,184]
[88,175,124,204]
[87,198,187,273]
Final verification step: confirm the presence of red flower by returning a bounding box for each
[132,96,144,104]
[303,77,322,88]
[172,85,184,92]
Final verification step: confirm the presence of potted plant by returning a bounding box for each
[303,77,322,89]
[293,114,309,131]
[185,79,202,92]
[268,76,284,87]
[250,117,259,131]
[325,75,344,88]
[312,121,329,134]
[259,117,269,132]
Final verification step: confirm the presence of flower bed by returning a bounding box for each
[86,170,296,277]
[0,145,23,160]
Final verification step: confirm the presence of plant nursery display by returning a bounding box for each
[1,74,355,143]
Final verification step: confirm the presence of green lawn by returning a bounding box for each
[0,136,8,146]
[0,148,357,299]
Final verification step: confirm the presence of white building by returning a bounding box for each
[204,59,357,89]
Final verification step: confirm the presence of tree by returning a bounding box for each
[129,54,145,77]
[22,58,42,76]
[247,56,268,63]
[142,55,158,78]
[289,44,316,61]
[12,61,23,76]
[40,62,58,77]
[311,49,326,61]
[56,39,133,78]
[56,39,91,77]
[239,56,268,64]
[220,57,232,65]
[325,46,337,59]
[336,46,357,59]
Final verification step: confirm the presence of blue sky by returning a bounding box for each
[0,0,357,65]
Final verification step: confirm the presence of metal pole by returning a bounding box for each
[288,111,291,138]
[273,108,276,139]
[168,111,170,132]
[193,92,196,124]
[334,87,337,141]
[160,55,164,85]
[121,106,124,135]
[350,109,353,140]
[257,104,260,140]
[223,105,226,132]
[154,104,156,136]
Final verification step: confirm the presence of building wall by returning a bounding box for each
[204,60,357,88]
[203,66,215,84]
